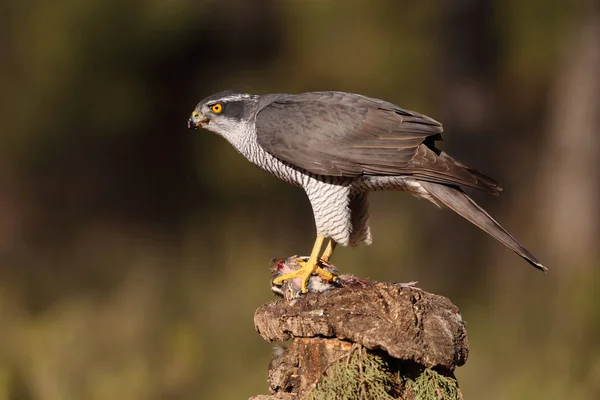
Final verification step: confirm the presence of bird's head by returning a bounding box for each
[188,90,258,138]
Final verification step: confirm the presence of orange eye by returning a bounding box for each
[211,103,223,114]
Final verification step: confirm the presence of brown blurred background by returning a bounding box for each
[1,0,599,399]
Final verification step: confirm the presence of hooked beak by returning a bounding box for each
[187,114,209,130]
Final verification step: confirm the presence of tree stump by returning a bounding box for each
[250,282,469,400]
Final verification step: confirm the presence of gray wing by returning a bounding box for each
[255,91,500,194]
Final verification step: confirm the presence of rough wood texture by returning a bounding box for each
[255,282,468,370]
[267,338,354,395]
[251,282,469,399]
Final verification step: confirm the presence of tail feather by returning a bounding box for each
[419,181,546,272]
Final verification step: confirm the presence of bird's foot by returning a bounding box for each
[272,257,339,294]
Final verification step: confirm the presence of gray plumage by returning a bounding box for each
[188,90,545,271]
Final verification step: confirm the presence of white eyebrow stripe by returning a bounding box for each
[216,93,257,102]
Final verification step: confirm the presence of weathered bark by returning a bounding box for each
[251,282,468,399]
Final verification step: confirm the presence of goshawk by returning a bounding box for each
[188,91,545,292]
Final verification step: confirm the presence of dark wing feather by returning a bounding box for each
[255,92,501,194]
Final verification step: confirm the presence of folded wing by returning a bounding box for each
[255,91,500,195]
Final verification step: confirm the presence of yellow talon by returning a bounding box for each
[272,236,339,293]
[296,258,319,293]
[320,239,337,262]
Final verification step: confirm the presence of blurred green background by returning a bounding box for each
[1,0,600,399]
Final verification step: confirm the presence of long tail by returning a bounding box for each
[419,181,546,272]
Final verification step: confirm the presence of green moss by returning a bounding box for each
[307,346,461,400]
[308,347,398,400]
[403,367,461,400]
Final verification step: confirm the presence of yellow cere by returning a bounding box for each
[211,103,223,114]
[192,110,200,119]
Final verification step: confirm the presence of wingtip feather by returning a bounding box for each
[533,261,548,273]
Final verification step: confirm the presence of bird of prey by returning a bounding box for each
[188,90,545,292]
